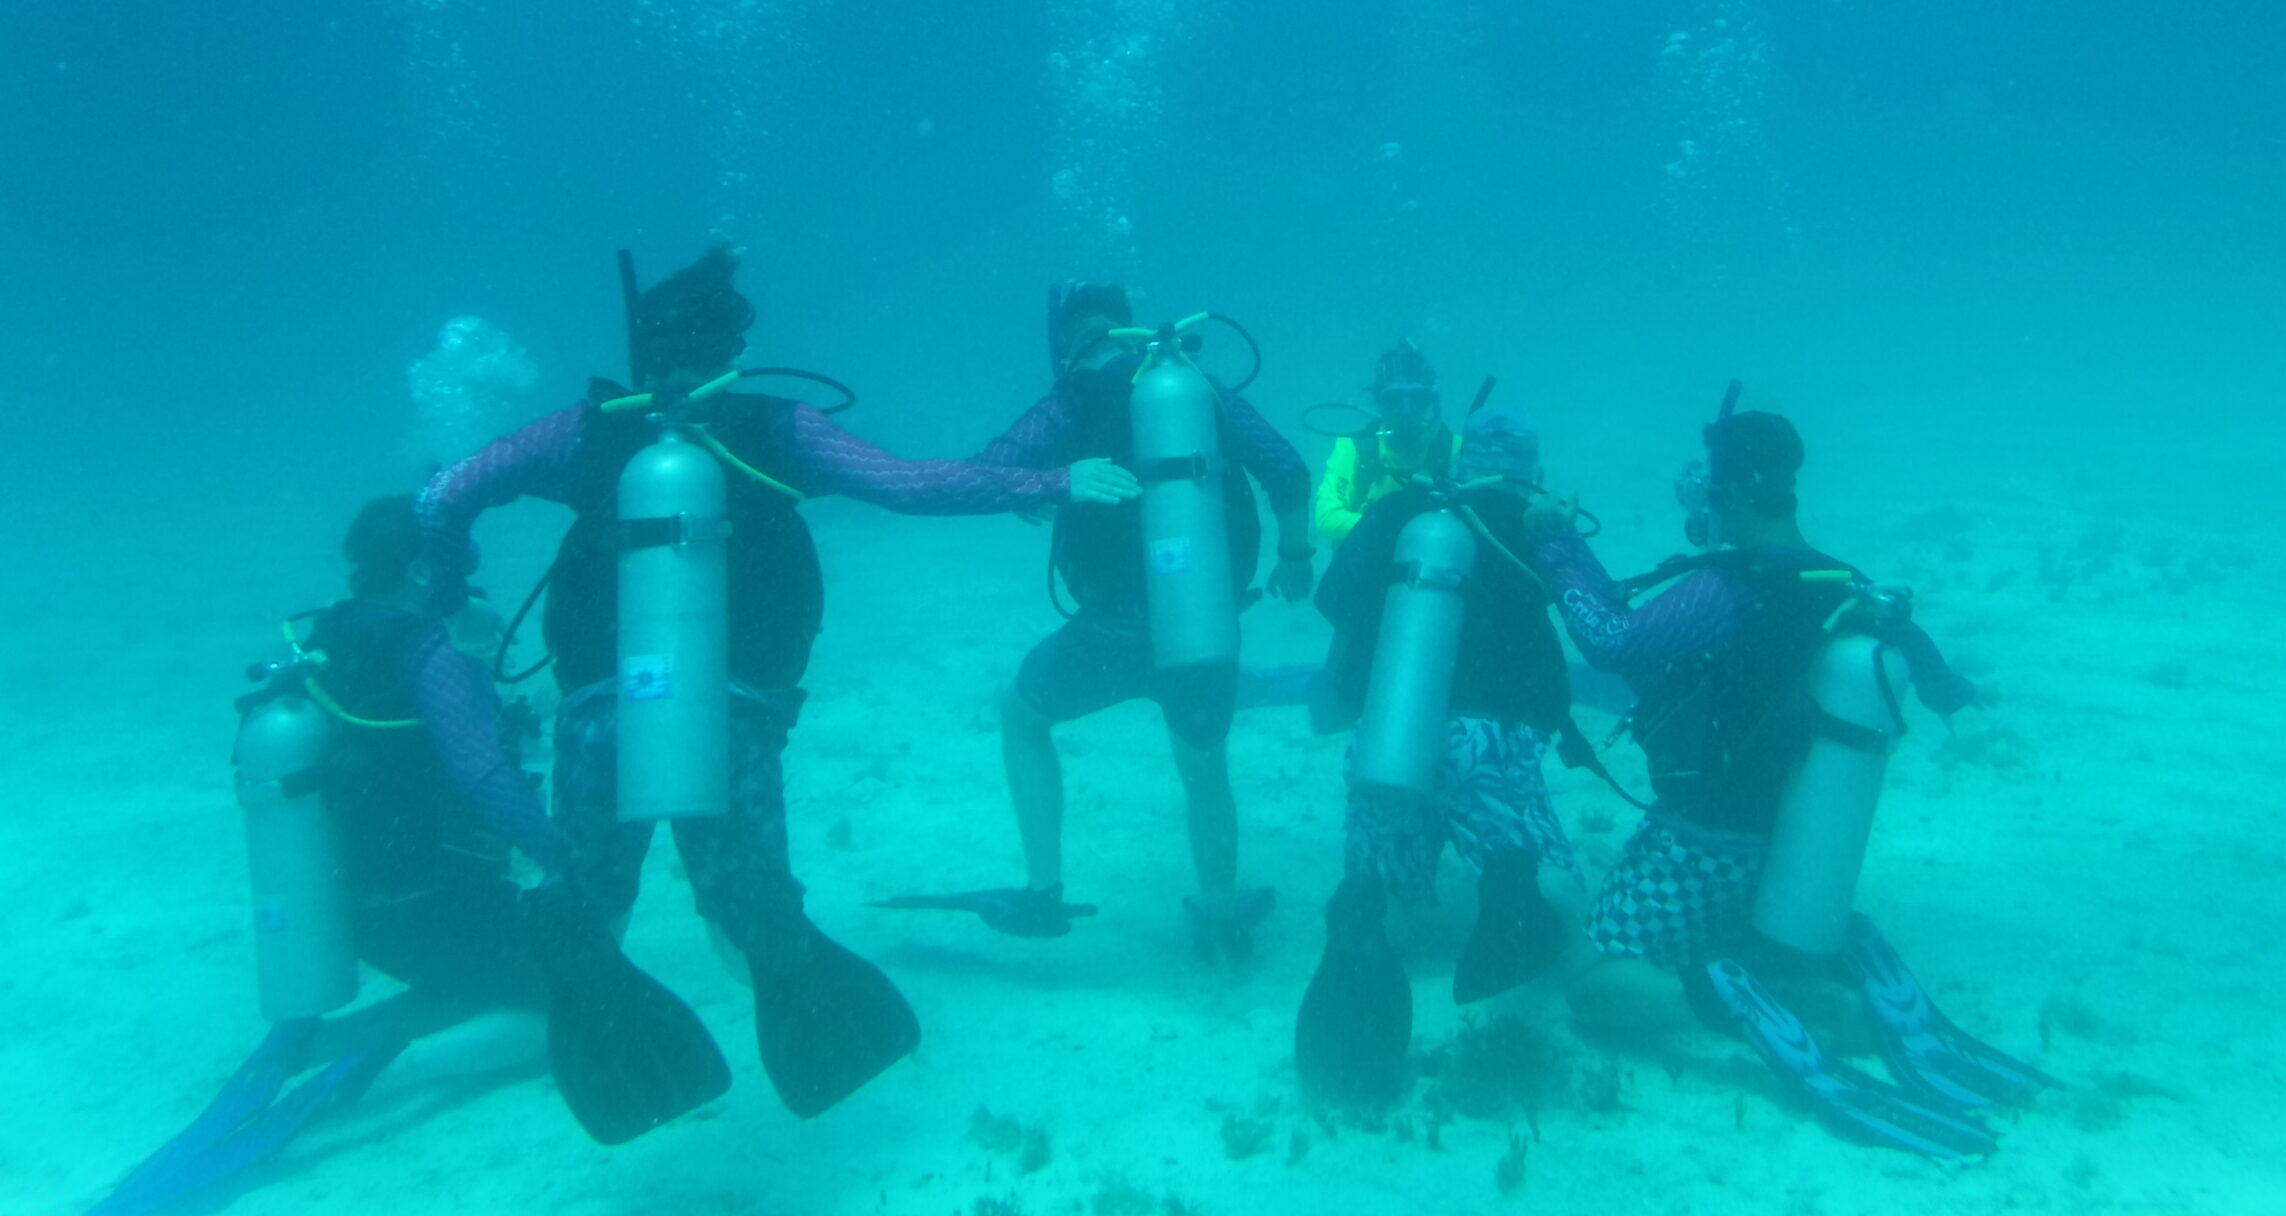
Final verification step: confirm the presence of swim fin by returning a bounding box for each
[522,882,731,1146]
[1184,886,1277,960]
[84,1029,403,1216]
[1295,874,1412,1107]
[868,885,1097,938]
[740,912,921,1119]
[1701,958,1997,1160]
[1846,916,2059,1108]
[1452,850,1561,1005]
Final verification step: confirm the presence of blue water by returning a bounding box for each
[4,2,2281,1213]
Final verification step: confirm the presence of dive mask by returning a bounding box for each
[1676,458,1713,549]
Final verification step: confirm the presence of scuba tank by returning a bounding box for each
[615,428,732,821]
[1350,508,1477,802]
[1751,632,1912,956]
[1128,318,1239,670]
[233,688,358,1021]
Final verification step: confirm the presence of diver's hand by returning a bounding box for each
[1522,489,1579,533]
[1066,458,1141,505]
[1266,552,1316,602]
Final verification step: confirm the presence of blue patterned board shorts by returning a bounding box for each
[1344,716,1580,908]
[1585,817,1769,966]
[553,679,805,926]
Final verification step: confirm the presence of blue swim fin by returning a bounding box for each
[84,1031,403,1216]
[1847,916,2059,1108]
[1701,958,1997,1161]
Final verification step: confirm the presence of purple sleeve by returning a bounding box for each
[415,404,586,610]
[410,637,566,876]
[1528,527,1747,684]
[1222,394,1312,514]
[971,395,1075,469]
[793,403,1070,513]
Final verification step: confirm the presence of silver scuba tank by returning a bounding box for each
[1752,634,1912,955]
[235,694,358,1021]
[1131,354,1238,670]
[1350,508,1477,802]
[616,429,731,821]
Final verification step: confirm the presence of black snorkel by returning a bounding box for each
[1465,375,1498,417]
[618,249,646,386]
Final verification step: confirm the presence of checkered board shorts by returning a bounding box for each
[1585,817,1769,966]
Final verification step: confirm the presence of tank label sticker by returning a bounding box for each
[252,899,291,934]
[622,654,675,701]
[1148,536,1194,575]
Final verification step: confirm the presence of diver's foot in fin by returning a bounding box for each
[84,1035,403,1216]
[83,1020,319,1216]
[744,915,921,1118]
[1452,850,1562,1005]
[1185,886,1277,961]
[523,882,732,1146]
[1295,875,1411,1108]
[868,885,1097,939]
[1702,958,1997,1161]
[1846,916,2059,1108]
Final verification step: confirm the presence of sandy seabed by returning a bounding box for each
[5,421,2282,1216]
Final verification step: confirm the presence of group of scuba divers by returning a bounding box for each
[88,244,2061,1215]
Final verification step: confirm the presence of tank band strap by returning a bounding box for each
[619,514,733,552]
[1133,453,1227,485]
[1386,559,1470,593]
[275,767,328,800]
[1809,707,1893,754]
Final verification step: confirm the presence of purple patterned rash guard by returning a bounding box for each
[406,631,567,876]
[972,392,1313,515]
[1525,525,1755,688]
[419,401,1073,569]
[411,396,1078,852]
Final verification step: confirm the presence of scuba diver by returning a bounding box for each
[415,244,1132,1119]
[1313,339,1459,544]
[872,282,1315,958]
[84,495,726,1216]
[1519,389,2054,1159]
[1293,407,1583,1107]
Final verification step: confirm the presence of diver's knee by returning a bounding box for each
[1000,685,1052,734]
[1566,956,1694,1040]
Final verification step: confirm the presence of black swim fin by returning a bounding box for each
[868,885,1097,938]
[1702,958,1997,1161]
[1185,886,1277,960]
[523,883,731,1146]
[1847,916,2059,1108]
[741,913,921,1119]
[1452,850,1562,1005]
[1295,874,1412,1107]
